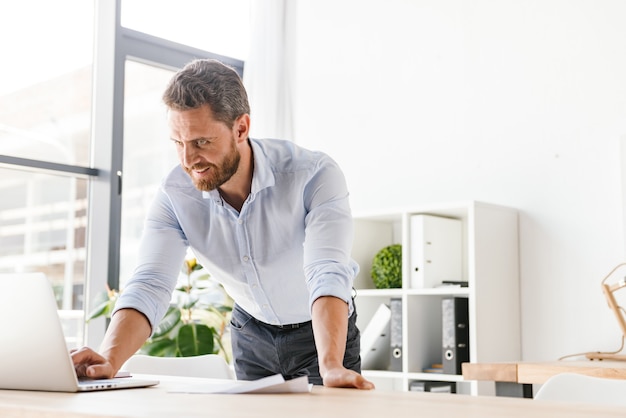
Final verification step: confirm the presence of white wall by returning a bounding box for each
[291,0,626,361]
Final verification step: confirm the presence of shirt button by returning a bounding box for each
[262,304,269,309]
[243,256,249,262]
[238,219,243,225]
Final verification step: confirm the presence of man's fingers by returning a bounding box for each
[323,368,375,390]
[355,375,375,390]
[70,347,113,378]
[71,346,102,363]
[85,364,110,379]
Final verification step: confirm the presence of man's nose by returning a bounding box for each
[182,144,199,168]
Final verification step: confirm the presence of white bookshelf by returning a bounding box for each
[352,201,520,395]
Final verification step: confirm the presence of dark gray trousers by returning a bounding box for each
[229,304,362,385]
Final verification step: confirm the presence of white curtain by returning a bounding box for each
[243,0,296,141]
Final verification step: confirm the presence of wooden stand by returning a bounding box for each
[587,266,626,362]
[585,352,626,361]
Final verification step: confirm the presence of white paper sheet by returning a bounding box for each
[167,374,312,394]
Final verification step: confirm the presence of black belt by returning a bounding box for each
[233,304,312,330]
[269,320,311,329]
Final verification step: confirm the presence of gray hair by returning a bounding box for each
[162,59,250,128]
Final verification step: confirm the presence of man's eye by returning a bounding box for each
[196,139,209,146]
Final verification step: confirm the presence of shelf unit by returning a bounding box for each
[352,201,520,395]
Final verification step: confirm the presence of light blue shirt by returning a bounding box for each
[115,138,359,330]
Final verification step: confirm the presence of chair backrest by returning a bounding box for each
[121,354,234,379]
[534,372,626,406]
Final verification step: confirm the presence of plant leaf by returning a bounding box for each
[152,306,182,338]
[194,273,211,281]
[181,298,198,310]
[176,323,215,357]
[85,291,117,321]
[211,305,233,314]
[140,338,178,357]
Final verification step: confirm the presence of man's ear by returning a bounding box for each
[234,114,250,143]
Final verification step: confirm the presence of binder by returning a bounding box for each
[442,297,469,375]
[409,380,456,393]
[389,298,403,371]
[410,214,463,288]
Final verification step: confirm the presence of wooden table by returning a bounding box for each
[462,360,626,398]
[1,374,626,418]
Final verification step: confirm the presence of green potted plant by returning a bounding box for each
[87,258,233,363]
[370,244,402,289]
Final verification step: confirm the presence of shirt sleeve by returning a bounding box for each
[112,187,188,333]
[302,153,359,315]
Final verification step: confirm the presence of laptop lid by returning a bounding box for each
[0,273,158,392]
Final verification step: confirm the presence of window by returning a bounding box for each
[121,0,250,61]
[0,0,94,166]
[119,61,178,286]
[0,0,248,349]
[0,0,96,348]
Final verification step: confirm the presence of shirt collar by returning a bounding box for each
[201,138,275,202]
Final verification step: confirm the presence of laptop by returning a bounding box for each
[0,273,159,392]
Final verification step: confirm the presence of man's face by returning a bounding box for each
[168,105,241,192]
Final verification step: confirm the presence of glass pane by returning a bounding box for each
[119,61,179,289]
[0,168,89,348]
[0,0,94,167]
[121,0,250,60]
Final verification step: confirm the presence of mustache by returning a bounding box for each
[187,163,215,171]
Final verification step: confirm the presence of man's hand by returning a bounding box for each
[70,308,151,379]
[71,346,116,379]
[311,296,375,390]
[323,366,375,390]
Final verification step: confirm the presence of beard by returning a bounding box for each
[184,138,241,192]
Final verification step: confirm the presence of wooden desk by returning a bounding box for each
[1,375,626,418]
[462,360,626,398]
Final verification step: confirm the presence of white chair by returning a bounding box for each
[121,354,235,379]
[534,372,626,406]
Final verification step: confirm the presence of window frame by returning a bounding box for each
[85,0,244,347]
